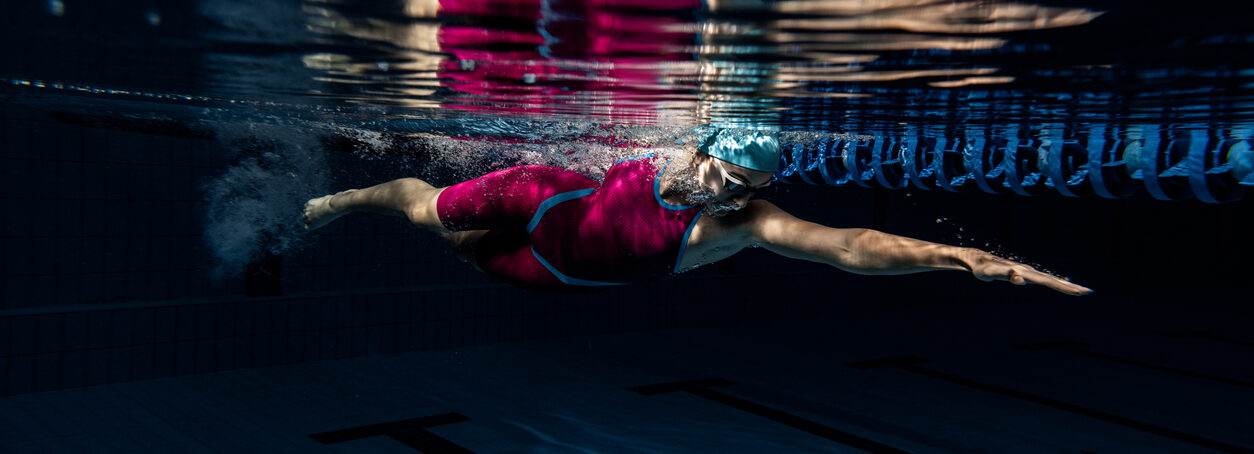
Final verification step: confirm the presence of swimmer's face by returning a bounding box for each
[701,157,774,210]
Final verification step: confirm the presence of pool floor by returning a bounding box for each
[1,299,1251,453]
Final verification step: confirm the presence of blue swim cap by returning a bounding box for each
[699,129,781,173]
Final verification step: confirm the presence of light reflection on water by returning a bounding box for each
[3,0,1251,132]
[2,0,1252,203]
[287,0,1111,127]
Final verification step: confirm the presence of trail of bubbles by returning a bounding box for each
[360,118,708,182]
[202,121,330,278]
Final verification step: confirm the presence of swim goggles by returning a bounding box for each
[715,159,770,194]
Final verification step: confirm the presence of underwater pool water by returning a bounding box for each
[1,1,1253,452]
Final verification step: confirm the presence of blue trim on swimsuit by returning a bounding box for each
[527,188,597,233]
[674,209,704,273]
[531,247,624,286]
[614,152,695,211]
[616,152,657,164]
[527,187,623,286]
[655,163,697,211]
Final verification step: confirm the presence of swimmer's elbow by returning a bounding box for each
[749,203,864,269]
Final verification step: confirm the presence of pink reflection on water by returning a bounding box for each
[435,0,701,119]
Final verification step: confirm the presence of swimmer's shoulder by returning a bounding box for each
[681,201,781,269]
[690,200,781,244]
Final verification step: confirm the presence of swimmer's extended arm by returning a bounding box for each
[743,201,1092,296]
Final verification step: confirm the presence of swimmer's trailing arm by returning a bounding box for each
[744,201,1092,296]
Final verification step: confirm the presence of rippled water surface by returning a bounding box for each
[3,0,1250,127]
[3,0,1253,205]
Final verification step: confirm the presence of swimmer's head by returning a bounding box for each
[689,131,777,214]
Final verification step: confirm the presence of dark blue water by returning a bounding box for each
[1,2,1253,452]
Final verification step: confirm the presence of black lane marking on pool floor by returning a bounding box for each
[309,412,473,453]
[846,356,1254,454]
[1018,341,1254,389]
[629,378,908,454]
[1158,330,1254,348]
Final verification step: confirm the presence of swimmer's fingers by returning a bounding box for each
[971,253,1092,296]
[1013,266,1093,296]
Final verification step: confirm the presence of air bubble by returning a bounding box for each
[144,9,161,26]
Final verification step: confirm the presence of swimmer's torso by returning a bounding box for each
[529,154,703,284]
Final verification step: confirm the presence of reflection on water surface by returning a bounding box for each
[3,0,1250,131]
[292,0,1110,126]
[1,0,1251,202]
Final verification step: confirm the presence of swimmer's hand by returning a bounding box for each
[965,250,1092,296]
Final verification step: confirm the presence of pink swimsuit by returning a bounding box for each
[436,154,703,292]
